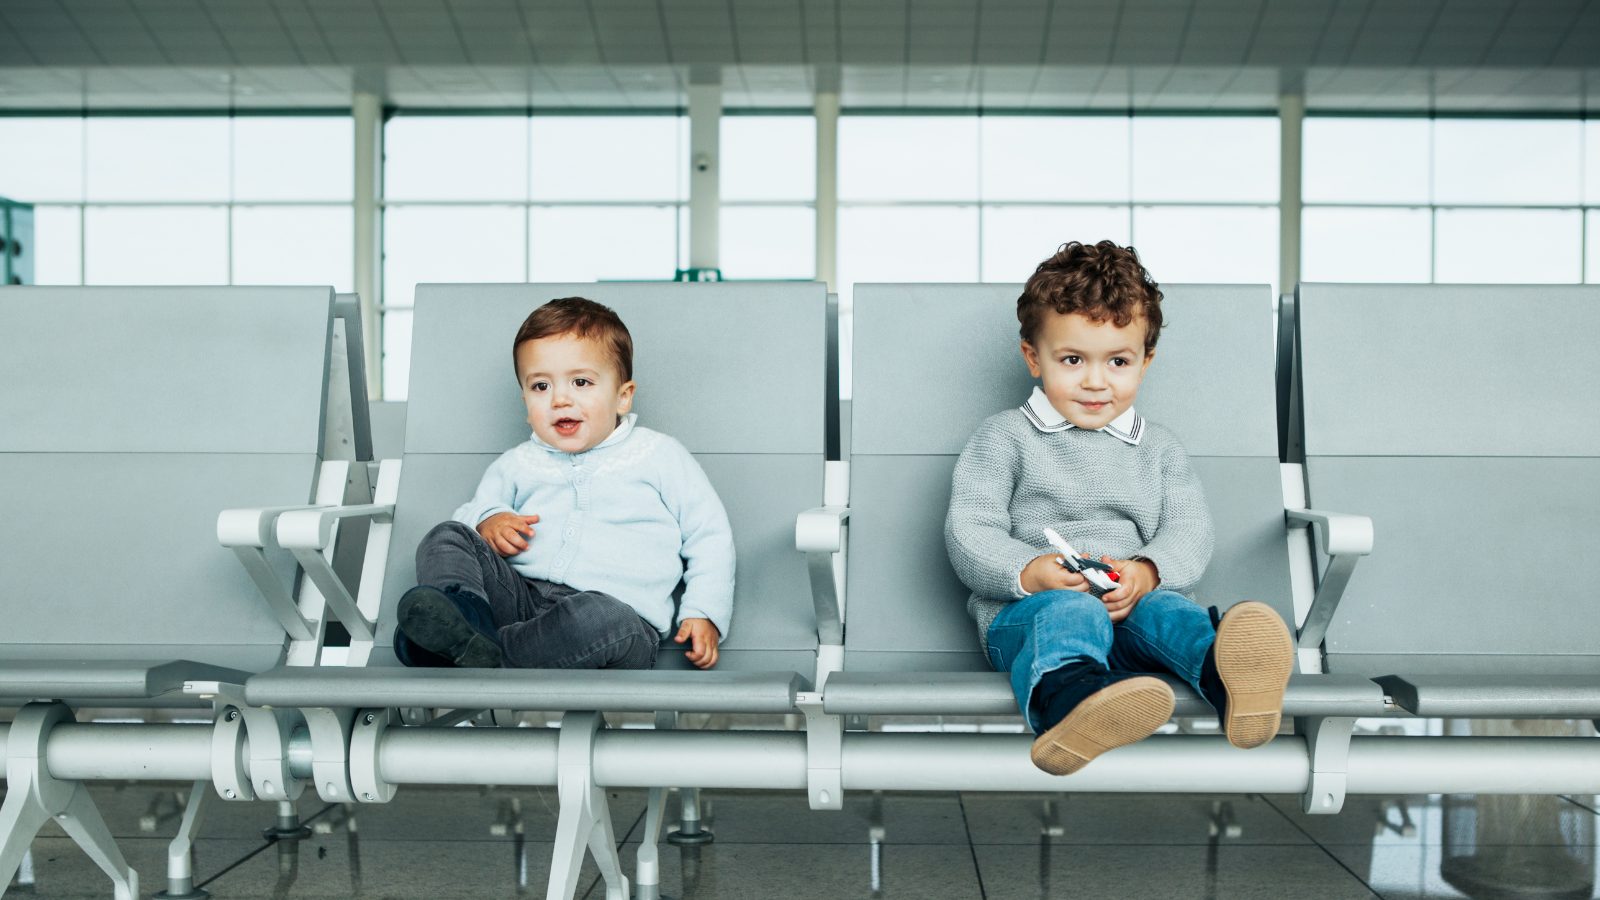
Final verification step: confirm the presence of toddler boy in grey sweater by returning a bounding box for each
[945,241,1293,775]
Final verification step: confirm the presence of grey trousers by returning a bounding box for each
[415,521,660,670]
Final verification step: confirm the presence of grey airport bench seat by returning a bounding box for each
[241,282,836,900]
[1294,284,1600,717]
[0,285,369,899]
[821,283,1389,813]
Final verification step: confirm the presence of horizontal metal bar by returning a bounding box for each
[43,724,213,782]
[377,726,561,786]
[9,723,1598,801]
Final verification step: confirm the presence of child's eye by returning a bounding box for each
[1109,357,1129,367]
[1061,355,1081,366]
[574,378,592,388]
[529,381,549,392]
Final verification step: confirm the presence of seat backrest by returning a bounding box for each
[0,286,334,673]
[1297,284,1600,676]
[375,283,829,675]
[847,283,1291,672]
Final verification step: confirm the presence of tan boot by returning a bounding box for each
[1029,676,1175,775]
[1214,600,1294,749]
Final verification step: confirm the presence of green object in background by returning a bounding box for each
[0,197,34,286]
[674,267,723,283]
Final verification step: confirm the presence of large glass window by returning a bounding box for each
[380,113,689,398]
[1302,207,1432,283]
[720,115,815,280]
[0,114,352,291]
[1434,209,1583,284]
[1303,117,1595,285]
[0,117,86,202]
[838,113,1279,291]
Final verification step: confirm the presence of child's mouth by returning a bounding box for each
[553,418,582,436]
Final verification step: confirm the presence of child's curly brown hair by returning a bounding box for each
[1017,240,1164,356]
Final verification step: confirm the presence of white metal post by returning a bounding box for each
[688,81,721,272]
[1279,91,1304,295]
[815,92,840,291]
[353,91,384,399]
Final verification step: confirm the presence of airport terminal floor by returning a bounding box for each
[12,777,1600,899]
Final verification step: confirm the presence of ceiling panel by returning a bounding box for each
[0,0,1597,111]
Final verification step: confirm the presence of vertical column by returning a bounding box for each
[353,91,384,398]
[688,81,721,273]
[814,92,840,291]
[1278,91,1304,295]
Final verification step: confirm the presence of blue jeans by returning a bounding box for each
[986,589,1217,733]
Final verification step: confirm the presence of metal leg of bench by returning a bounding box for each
[12,848,34,890]
[547,712,629,900]
[635,787,669,900]
[262,800,311,842]
[666,789,712,845]
[152,781,211,899]
[0,703,138,900]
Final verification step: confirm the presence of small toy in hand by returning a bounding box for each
[1041,527,1121,598]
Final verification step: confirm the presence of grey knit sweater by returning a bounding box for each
[944,407,1214,655]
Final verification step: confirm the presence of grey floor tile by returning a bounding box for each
[619,839,984,899]
[974,842,1381,900]
[961,792,1312,845]
[1323,841,1600,900]
[13,836,265,899]
[692,789,969,845]
[196,834,611,899]
[1262,793,1600,848]
[26,782,334,842]
[311,784,648,843]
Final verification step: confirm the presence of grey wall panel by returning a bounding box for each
[1299,284,1600,457]
[407,283,827,456]
[0,286,333,454]
[378,452,824,668]
[1312,456,1600,672]
[0,453,315,672]
[851,284,1276,458]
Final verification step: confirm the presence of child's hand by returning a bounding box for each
[1020,553,1090,595]
[1099,557,1158,623]
[476,512,540,557]
[674,617,720,669]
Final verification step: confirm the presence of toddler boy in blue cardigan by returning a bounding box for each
[394,297,734,670]
[945,241,1293,775]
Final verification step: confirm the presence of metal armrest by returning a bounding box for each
[1285,508,1374,649]
[273,503,396,642]
[217,504,327,549]
[218,504,334,641]
[795,505,850,648]
[276,503,395,551]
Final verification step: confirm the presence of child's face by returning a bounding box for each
[514,333,635,454]
[1021,311,1153,431]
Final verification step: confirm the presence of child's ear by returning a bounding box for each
[1141,348,1156,376]
[617,380,636,413]
[1020,340,1043,378]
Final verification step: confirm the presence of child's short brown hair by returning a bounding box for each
[1017,241,1164,356]
[513,297,634,381]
